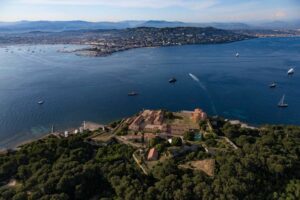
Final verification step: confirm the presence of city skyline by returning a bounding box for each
[0,0,300,23]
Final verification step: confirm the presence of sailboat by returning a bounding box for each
[235,52,239,57]
[278,95,288,108]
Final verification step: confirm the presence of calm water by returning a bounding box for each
[0,37,300,148]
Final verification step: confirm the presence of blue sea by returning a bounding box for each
[0,37,299,148]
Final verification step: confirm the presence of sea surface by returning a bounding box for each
[0,37,300,148]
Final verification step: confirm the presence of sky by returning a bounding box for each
[0,0,299,22]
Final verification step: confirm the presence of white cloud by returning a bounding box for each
[18,0,218,9]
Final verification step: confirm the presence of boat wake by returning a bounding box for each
[188,73,217,115]
[189,73,199,82]
[189,73,206,90]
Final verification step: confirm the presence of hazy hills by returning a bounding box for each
[0,20,299,33]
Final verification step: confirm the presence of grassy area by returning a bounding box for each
[179,159,215,176]
[90,132,113,142]
[171,112,198,127]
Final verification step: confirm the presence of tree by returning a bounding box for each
[221,123,240,138]
[149,137,164,147]
[171,137,182,146]
[155,143,167,153]
[278,179,300,200]
[183,131,195,141]
[155,174,180,199]
[1,123,299,200]
[12,192,27,200]
[205,139,217,147]
[152,160,178,179]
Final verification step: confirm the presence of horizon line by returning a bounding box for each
[1,19,300,24]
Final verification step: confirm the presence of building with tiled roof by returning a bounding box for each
[147,148,158,161]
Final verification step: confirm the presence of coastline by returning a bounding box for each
[72,38,251,57]
[2,37,252,58]
[0,121,105,151]
[0,113,257,152]
[3,35,300,58]
[0,108,298,154]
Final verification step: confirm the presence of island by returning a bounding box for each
[0,108,299,200]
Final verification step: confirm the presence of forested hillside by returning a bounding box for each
[0,125,299,200]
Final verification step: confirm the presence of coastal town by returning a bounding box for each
[73,27,253,57]
[0,27,253,57]
[1,26,300,57]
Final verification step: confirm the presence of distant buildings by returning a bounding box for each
[52,121,104,138]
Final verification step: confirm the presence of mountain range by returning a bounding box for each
[0,20,299,33]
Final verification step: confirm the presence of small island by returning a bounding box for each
[0,108,299,200]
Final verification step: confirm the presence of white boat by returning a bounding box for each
[287,68,295,75]
[235,52,239,57]
[269,82,277,88]
[37,100,44,105]
[278,95,288,108]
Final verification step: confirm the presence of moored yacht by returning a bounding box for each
[287,68,295,75]
[37,100,45,105]
[169,77,177,83]
[128,91,138,96]
[269,82,277,88]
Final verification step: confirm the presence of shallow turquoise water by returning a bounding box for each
[0,37,299,148]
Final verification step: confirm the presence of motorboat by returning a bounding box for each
[169,77,177,83]
[37,100,45,105]
[287,68,295,75]
[269,82,277,88]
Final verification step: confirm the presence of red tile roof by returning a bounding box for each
[147,148,158,160]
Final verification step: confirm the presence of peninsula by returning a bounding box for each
[0,27,253,57]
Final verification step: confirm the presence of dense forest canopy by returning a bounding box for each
[0,123,299,200]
